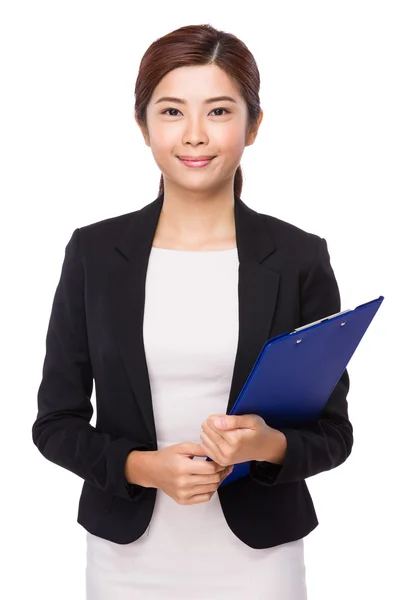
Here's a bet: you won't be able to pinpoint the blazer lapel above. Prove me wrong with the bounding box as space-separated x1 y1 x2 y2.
108 193 280 445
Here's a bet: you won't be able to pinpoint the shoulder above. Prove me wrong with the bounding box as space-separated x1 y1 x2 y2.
77 209 136 239
72 208 142 262
254 206 324 266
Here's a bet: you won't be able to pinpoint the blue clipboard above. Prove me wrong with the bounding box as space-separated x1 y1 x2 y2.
206 295 384 486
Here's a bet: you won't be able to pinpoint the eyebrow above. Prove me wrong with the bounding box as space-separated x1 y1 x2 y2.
154 95 237 105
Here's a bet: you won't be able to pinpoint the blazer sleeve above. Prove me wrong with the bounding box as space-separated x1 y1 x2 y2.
249 236 354 487
32 228 149 501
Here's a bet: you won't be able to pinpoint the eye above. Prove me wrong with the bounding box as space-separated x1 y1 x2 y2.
211 108 231 116
161 107 231 117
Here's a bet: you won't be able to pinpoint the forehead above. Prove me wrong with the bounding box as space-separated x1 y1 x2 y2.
150 64 243 103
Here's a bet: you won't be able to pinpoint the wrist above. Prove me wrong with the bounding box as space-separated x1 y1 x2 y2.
125 450 158 488
258 428 287 464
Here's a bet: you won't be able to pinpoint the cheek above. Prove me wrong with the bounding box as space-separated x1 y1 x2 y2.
214 128 246 160
151 128 175 148
149 144 176 174
226 131 247 153
150 132 180 163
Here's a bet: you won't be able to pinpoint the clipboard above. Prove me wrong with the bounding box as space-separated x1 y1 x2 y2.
206 295 384 486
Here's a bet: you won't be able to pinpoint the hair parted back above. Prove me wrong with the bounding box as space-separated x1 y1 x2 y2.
134 24 261 198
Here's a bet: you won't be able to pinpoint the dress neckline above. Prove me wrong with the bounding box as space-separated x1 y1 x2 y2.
150 246 237 254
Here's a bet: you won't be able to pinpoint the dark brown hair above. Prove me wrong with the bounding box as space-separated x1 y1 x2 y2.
134 24 261 198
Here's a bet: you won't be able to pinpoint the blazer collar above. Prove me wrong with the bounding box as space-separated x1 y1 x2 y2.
109 192 280 446
115 192 275 265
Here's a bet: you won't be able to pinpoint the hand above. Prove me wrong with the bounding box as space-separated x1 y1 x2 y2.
200 414 284 466
147 442 234 505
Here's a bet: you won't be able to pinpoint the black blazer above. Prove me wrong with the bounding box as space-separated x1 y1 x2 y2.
32 192 353 550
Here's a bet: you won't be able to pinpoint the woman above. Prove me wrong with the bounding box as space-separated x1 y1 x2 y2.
32 23 353 599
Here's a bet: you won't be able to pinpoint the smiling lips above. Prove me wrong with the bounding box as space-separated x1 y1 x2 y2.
178 156 216 168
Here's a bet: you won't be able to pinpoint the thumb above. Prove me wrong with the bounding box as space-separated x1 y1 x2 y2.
214 414 254 430
179 442 208 457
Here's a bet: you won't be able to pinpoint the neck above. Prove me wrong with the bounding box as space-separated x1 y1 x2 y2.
157 183 236 245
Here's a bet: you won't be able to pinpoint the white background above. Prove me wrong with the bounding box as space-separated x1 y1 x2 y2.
1 1 406 598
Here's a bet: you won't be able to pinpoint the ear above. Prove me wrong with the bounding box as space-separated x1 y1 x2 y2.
246 109 263 147
134 115 150 147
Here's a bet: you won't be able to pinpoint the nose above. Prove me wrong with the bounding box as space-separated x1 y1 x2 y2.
182 117 209 146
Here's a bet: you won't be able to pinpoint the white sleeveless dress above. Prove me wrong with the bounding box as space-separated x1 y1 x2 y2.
86 246 308 599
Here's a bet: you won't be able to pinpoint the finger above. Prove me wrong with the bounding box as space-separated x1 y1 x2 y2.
204 417 243 447
181 442 210 457
215 414 257 430
204 416 247 445
203 419 242 448
191 453 226 474
200 431 220 461
201 422 235 459
202 419 227 444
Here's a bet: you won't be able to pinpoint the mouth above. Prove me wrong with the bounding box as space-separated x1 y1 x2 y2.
177 156 216 168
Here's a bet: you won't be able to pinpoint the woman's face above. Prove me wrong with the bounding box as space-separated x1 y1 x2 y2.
139 64 261 194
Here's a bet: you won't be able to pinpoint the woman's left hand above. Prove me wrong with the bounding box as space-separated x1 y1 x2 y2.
200 414 280 466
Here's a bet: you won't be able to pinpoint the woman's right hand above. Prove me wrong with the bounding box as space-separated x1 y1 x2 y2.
147 442 234 505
